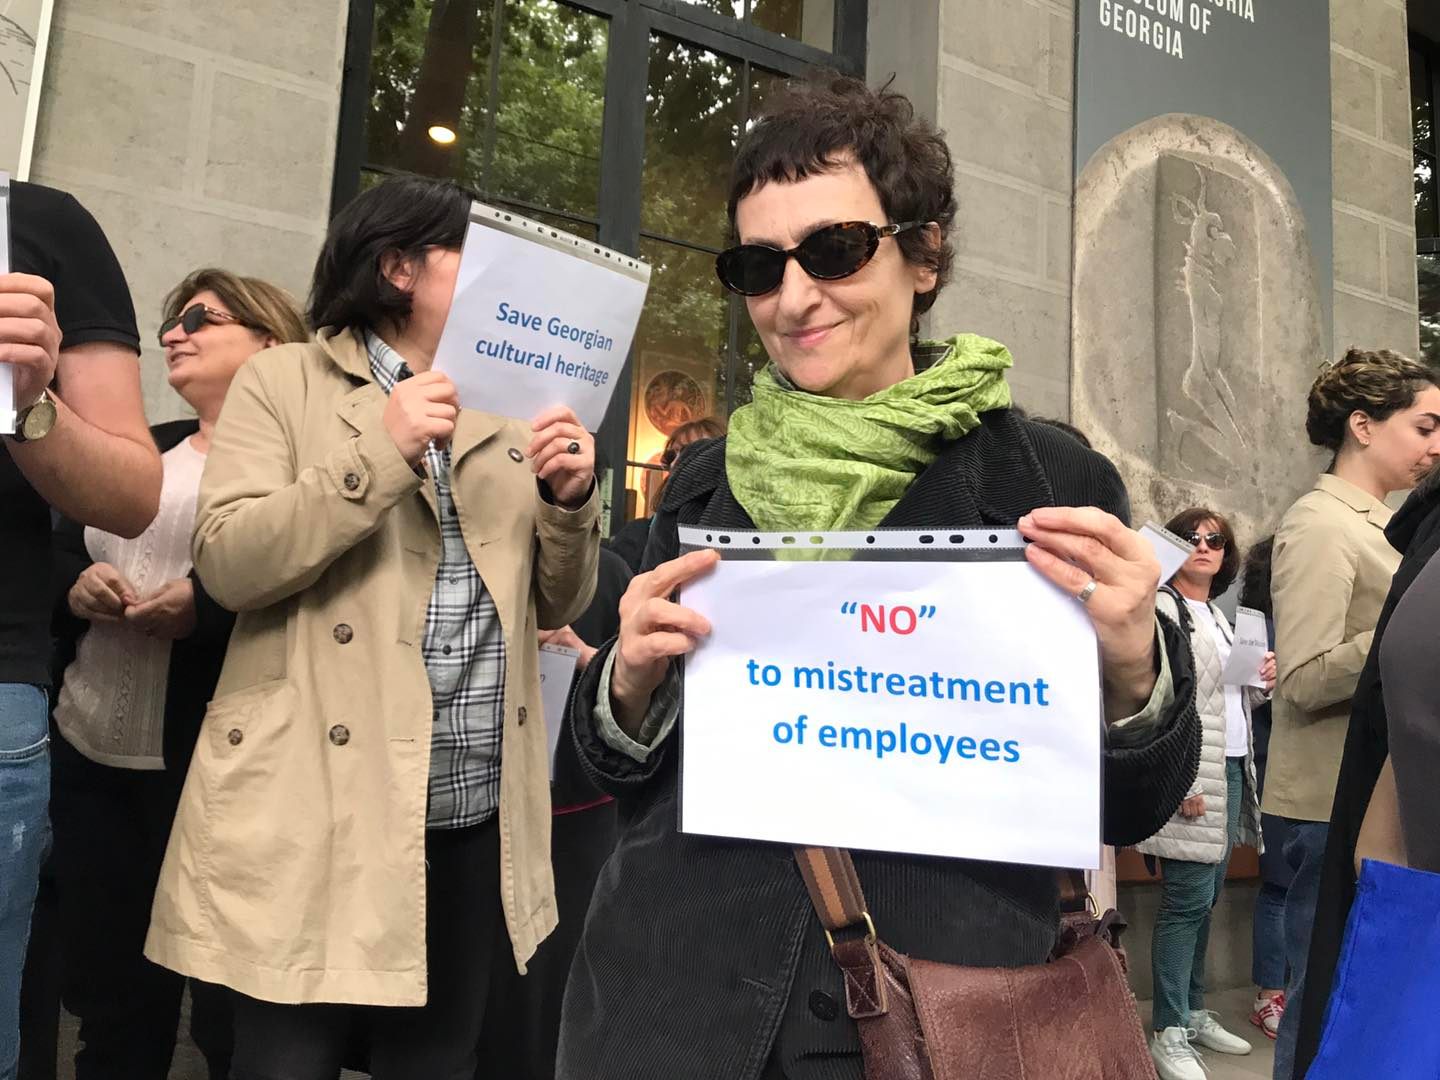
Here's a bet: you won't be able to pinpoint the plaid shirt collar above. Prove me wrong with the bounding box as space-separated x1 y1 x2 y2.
364 330 410 393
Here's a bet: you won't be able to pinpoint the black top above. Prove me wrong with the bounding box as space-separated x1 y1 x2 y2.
1294 466 1440 1075
556 410 1200 1080
603 515 652 575
1 181 140 686
1383 547 1440 870
50 421 235 774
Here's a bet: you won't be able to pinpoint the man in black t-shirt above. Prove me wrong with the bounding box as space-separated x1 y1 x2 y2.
0 180 162 1077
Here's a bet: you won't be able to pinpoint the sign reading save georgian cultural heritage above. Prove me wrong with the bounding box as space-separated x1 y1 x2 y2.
434 201 651 429
1072 1 1333 542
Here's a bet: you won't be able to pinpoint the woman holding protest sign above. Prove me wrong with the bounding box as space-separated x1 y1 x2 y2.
144 177 602 1080
557 76 1200 1080
1136 508 1273 1079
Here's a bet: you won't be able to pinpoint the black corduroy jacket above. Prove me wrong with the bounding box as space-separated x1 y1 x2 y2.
1293 466 1440 1077
556 409 1200 1080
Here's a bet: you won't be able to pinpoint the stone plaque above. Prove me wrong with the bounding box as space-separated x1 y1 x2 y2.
1073 114 1326 543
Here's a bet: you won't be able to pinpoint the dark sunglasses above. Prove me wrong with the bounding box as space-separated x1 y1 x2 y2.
158 303 256 346
715 220 930 297
1185 532 1227 552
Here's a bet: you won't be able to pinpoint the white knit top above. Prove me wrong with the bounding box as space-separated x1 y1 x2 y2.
54 438 207 770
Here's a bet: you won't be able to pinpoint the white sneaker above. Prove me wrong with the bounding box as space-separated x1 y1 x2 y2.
1190 1009 1253 1055
1151 1026 1209 1080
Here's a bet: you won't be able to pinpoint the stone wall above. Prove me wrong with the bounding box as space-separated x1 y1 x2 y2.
926 0 1077 421
28 0 349 422
1330 0 1420 358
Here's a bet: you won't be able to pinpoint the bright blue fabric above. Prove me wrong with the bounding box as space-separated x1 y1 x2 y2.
1309 859 1440 1078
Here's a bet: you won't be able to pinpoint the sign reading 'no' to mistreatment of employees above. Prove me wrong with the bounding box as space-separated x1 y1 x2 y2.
678 528 1104 869
433 201 651 429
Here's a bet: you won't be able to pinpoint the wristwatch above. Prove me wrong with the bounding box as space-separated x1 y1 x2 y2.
12 390 58 442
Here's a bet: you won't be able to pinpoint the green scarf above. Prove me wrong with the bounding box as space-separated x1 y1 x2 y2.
726 334 1014 533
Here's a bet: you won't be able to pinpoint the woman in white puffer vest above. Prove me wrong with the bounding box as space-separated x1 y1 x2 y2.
1140 508 1275 1080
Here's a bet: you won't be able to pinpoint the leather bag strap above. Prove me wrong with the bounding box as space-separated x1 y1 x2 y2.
794 846 871 933
1056 867 1093 914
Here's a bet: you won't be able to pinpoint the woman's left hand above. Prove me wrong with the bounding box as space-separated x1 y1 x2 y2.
1018 506 1161 722
1259 651 1277 693
123 578 196 640
528 406 595 510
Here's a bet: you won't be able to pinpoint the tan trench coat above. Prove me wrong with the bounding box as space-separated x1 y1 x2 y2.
144 328 600 1006
1265 473 1399 823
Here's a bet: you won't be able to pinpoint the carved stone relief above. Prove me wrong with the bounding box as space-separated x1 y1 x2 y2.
1072 114 1326 542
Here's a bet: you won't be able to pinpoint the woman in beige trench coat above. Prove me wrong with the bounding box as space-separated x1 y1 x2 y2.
144 176 601 1080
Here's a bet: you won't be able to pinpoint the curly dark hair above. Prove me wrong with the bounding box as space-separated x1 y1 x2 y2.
726 75 956 331
1164 507 1241 599
1239 535 1275 617
1305 347 1439 452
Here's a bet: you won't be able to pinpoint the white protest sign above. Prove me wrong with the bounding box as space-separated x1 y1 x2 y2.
434 202 650 429
539 642 581 780
1221 605 1269 688
1140 521 1196 583
1 171 12 434
679 529 1104 869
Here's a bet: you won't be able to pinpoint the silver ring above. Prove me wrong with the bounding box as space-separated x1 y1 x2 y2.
1076 580 1098 605
567 440 581 456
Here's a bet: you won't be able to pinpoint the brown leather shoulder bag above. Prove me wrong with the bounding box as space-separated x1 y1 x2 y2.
793 846 1154 1080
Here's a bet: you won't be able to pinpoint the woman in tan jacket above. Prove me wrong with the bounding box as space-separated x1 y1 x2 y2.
145 177 602 1080
1265 347 1440 1078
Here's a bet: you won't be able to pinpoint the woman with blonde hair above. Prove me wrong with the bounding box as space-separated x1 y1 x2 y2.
1265 347 1440 1078
48 269 307 1078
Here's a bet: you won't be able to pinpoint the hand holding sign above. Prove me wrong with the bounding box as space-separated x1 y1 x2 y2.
383 370 459 465
1221 606 1271 689
0 272 62 417
610 548 719 737
1017 506 1162 720
527 405 594 509
678 530 1103 868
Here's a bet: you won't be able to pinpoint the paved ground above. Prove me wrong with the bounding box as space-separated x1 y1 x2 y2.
46 984 1276 1079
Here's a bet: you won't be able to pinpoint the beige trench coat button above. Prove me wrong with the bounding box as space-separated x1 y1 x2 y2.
333 623 354 645
329 725 351 747
507 447 524 463
343 472 361 492
517 706 528 726
227 729 243 746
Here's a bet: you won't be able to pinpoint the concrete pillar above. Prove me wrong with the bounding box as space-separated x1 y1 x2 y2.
27 0 349 421
927 0 1075 420
1330 0 1420 355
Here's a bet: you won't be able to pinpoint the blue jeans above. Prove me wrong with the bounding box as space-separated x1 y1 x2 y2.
0 684 49 1080
1273 820 1329 1080
1252 880 1288 989
1152 759 1243 1031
